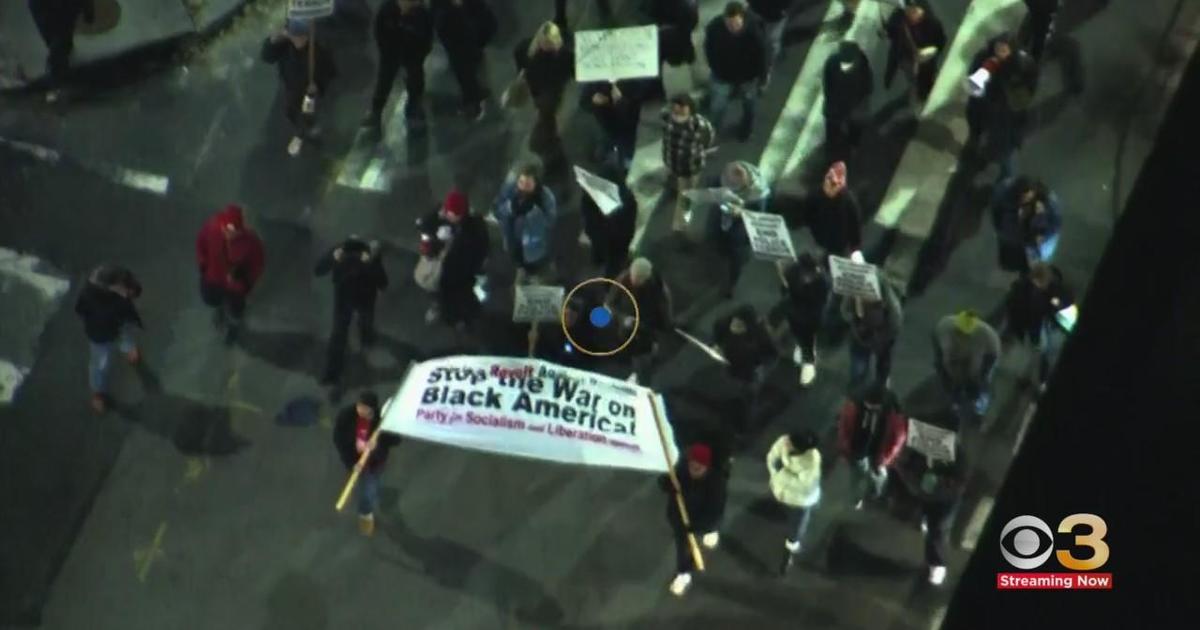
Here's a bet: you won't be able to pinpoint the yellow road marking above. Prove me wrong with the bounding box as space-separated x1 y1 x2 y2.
132 522 167 583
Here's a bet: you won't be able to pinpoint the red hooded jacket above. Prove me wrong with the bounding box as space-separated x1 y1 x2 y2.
195 205 265 295
837 399 908 469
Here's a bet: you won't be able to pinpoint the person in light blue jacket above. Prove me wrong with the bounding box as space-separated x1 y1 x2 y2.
493 163 558 281
707 160 771 296
992 175 1062 273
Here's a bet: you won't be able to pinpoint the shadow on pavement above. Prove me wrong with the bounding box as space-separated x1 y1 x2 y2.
906 158 993 298
262 570 329 630
116 392 250 456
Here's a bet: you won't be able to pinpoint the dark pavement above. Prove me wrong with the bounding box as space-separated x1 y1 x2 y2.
0 0 1196 627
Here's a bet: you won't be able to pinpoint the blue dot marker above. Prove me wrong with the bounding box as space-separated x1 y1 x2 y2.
589 306 613 328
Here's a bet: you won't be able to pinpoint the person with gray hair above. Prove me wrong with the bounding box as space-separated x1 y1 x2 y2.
610 257 674 384
708 160 771 296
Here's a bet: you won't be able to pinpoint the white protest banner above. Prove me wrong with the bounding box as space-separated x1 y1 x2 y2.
575 25 660 83
380 356 680 473
741 210 797 262
573 166 622 216
829 255 882 301
513 285 565 323
681 187 740 205
907 418 957 462
288 0 334 20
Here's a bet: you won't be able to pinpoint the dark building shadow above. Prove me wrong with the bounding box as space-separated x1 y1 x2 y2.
261 571 329 630
115 393 250 456
824 524 916 579
906 159 993 298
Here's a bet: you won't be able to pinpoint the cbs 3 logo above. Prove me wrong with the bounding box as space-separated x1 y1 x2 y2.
1000 514 1109 571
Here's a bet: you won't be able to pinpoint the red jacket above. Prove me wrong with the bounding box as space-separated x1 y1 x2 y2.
196 204 265 295
837 400 908 468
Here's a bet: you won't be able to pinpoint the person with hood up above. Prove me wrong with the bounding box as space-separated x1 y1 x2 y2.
797 161 863 261
933 310 1001 421
333 391 402 536
766 430 822 576
664 443 729 597
774 253 829 386
896 438 967 586
610 258 675 384
662 93 716 233
195 205 265 345
822 41 873 161
494 163 558 284
883 1 947 105
707 160 770 296
842 276 903 388
579 164 638 279
1004 261 1073 391
262 18 337 157
964 34 1039 170
703 2 768 141
712 304 779 432
992 175 1062 273
432 0 498 120
315 237 389 387
74 264 143 413
514 0 575 157
27 0 93 101
364 0 434 132
417 189 490 328
836 383 907 509
581 78 653 170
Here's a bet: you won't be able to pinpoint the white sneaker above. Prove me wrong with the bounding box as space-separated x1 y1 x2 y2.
784 539 801 553
800 363 817 386
287 136 303 156
45 89 61 103
920 518 928 534
928 565 947 585
792 346 803 366
669 572 693 596
578 232 591 247
702 532 720 549
854 499 864 511
424 306 440 325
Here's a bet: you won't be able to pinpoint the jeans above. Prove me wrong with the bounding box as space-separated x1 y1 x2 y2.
446 50 488 106
88 329 136 394
200 281 247 327
785 492 819 548
849 457 887 503
357 468 381 517
922 499 959 567
707 79 757 136
594 123 637 172
849 340 894 388
763 19 786 73
324 299 377 383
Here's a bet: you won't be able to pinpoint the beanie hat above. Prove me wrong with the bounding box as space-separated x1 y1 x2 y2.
358 391 380 409
686 443 713 467
443 189 469 219
953 310 980 335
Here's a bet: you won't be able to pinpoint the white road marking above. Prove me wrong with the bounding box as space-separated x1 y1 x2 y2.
960 495 994 551
0 360 30 405
0 247 71 301
0 135 171 196
336 94 409 193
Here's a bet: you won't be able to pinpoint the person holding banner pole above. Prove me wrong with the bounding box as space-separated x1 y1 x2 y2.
261 19 337 157
332 391 401 536
703 2 769 142
363 0 435 133
933 311 1001 422
663 443 728 597
842 279 903 389
836 383 907 510
766 430 822 576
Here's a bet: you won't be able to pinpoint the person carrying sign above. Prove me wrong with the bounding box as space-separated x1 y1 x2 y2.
964 34 1040 171
895 438 967 586
578 164 638 279
432 0 498 121
933 311 1001 422
332 391 401 536
842 278 902 388
991 175 1062 273
663 443 729 597
610 258 675 385
417 189 490 329
493 163 559 284
1003 262 1073 392
703 2 769 142
364 0 435 133
836 383 907 510
581 78 653 171
261 19 337 157
883 0 947 105
315 237 389 388
766 430 822 576
773 253 829 387
662 93 716 234
707 161 771 297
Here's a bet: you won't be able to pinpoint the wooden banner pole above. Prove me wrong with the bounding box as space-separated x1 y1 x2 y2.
646 392 706 572
333 370 405 512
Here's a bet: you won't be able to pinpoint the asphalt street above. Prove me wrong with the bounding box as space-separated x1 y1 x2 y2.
1 0 1196 628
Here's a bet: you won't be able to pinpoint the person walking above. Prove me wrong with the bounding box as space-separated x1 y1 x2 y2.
822 41 873 161
494 163 558 284
933 310 1001 421
712 304 778 433
581 78 652 171
579 164 638 279
896 441 967 586
195 205 265 345
431 0 497 120
766 430 822 576
1021 0 1061 62
27 0 94 101
708 160 770 296
74 264 143 413
991 175 1062 273
842 277 903 388
662 93 716 234
333 391 401 536
748 0 791 82
964 34 1039 171
315 237 389 388
611 258 675 384
797 161 863 260
1004 262 1073 392
883 0 947 105
364 0 434 132
417 189 490 328
664 443 729 597
261 19 338 156
645 0 699 96
774 253 829 386
836 383 907 509
514 0 575 164
703 2 769 141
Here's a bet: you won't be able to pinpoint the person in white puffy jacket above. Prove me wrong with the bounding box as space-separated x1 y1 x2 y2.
766 430 822 576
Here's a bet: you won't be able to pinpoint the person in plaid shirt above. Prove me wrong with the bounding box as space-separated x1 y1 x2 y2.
661 93 715 233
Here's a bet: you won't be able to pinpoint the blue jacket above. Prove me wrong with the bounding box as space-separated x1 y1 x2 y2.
493 179 558 266
993 177 1062 264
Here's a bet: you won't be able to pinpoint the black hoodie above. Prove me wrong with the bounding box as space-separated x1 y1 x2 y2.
74 266 143 344
333 401 402 472
375 0 435 64
432 0 497 59
703 13 768 85
314 239 389 309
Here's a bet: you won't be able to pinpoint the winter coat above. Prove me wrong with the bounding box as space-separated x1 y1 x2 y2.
74 266 143 344
514 32 575 99
885 5 947 65
661 110 715 177
1006 266 1074 342
493 179 558 267
798 189 863 257
580 177 637 269
842 281 903 353
748 0 790 23
261 37 336 95
417 210 490 291
992 177 1062 266
932 316 1000 390
896 443 966 505
837 397 908 467
779 263 829 328
713 308 778 382
332 403 401 473
432 0 497 60
703 14 768 85
711 161 770 240
766 437 822 508
823 42 873 118
969 37 1039 111
195 205 265 296
375 0 435 64
580 78 652 137
667 458 728 533
313 239 389 309
644 0 698 65
613 270 674 353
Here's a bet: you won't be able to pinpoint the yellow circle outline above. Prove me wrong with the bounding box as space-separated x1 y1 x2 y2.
561 277 639 357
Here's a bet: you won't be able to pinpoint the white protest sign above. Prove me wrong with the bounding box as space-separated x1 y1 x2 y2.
288 0 334 20
829 255 882 301
380 356 679 473
681 187 740 205
906 418 957 462
573 166 622 216
513 285 565 323
1055 304 1078 333
575 26 660 82
741 210 797 262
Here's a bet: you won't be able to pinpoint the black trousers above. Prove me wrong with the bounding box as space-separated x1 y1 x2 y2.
824 109 865 161
437 283 481 327
200 281 246 323
28 0 83 81
669 512 696 574
372 54 425 117
922 499 959 567
446 50 488 106
786 313 821 359
324 298 376 381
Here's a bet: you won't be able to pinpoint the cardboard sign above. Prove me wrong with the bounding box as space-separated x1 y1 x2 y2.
513 285 565 324
574 166 622 216
381 355 679 473
907 418 957 462
829 255 882 301
288 0 335 20
741 211 797 262
575 26 660 82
